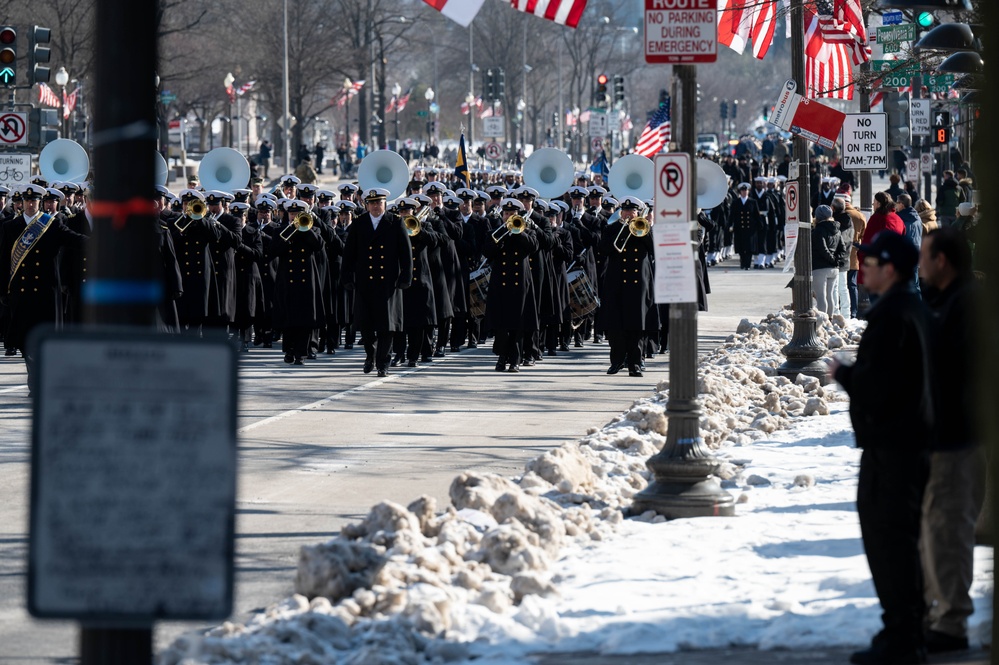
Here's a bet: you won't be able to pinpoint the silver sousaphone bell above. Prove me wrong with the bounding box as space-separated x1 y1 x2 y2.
522 148 574 199
695 158 730 210
198 147 251 193
608 153 654 202
39 139 90 183
358 150 410 201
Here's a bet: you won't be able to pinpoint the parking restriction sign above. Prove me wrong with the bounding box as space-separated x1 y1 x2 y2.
645 0 717 64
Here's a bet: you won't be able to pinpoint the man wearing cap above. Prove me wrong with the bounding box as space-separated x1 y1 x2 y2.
452 187 490 350
168 189 224 331
830 231 933 665
392 198 438 367
421 182 462 360
729 183 761 271
148 186 184 332
511 186 555 366
0 183 88 387
483 198 539 372
230 202 264 351
272 200 325 365
597 196 655 377
204 191 244 331
280 175 301 199
750 177 771 269
564 185 602 347
542 201 574 355
341 188 413 377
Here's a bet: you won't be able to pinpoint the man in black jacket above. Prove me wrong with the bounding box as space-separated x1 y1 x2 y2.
917 227 983 654
831 231 933 665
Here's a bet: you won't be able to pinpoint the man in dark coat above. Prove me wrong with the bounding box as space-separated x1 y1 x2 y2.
542 201 574 355
169 189 224 331
831 231 933 665
272 200 325 365
513 186 555 366
420 183 456 361
205 191 244 330
729 183 761 270
341 187 413 377
0 184 88 390
564 185 602 347
452 188 490 350
393 197 438 367
482 198 539 372
232 201 265 351
597 196 655 377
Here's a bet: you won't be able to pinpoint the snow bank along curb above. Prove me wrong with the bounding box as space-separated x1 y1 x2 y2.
160 309 864 664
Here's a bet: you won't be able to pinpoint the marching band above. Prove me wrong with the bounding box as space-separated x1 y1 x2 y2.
1 141 759 383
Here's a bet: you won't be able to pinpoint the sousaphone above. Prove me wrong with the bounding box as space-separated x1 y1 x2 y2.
154 150 170 187
608 153 653 202
695 158 730 210
198 147 251 192
357 150 410 201
39 139 90 183
522 148 574 199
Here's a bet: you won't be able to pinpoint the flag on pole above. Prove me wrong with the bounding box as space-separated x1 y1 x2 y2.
511 0 588 28
396 89 412 112
590 151 609 177
804 0 869 100
634 100 671 158
63 88 79 119
38 82 60 108
454 132 470 187
421 0 486 27
236 80 256 96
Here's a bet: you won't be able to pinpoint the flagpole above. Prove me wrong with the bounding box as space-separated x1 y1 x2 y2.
777 0 825 380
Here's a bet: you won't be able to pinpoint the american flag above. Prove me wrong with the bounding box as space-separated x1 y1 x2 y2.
333 80 365 108
805 0 869 100
38 82 60 108
396 89 412 112
510 0 588 29
634 100 671 158
480 103 500 119
460 96 483 115
63 88 78 119
236 80 256 96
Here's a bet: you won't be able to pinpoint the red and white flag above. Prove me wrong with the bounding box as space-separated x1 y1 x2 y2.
421 0 486 27
511 0 588 29
634 101 671 158
460 96 483 115
236 80 256 96
38 82 60 108
63 88 78 119
333 80 365 108
804 1 869 100
396 89 412 112
717 0 753 55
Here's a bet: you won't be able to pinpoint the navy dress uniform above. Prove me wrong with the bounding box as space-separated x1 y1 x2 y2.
341 188 413 377
451 188 490 350
393 198 439 367
482 198 539 372
272 204 325 365
729 183 762 271
169 189 224 328
0 183 88 389
206 190 244 328
597 196 655 377
232 202 265 351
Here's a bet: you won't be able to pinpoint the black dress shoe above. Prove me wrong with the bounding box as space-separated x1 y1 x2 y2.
574 339 583 348
559 343 570 352
263 342 273 348
363 359 374 374
495 360 506 372
546 349 557 357
607 362 624 375
344 344 353 349
377 368 388 377
629 368 643 377
850 638 927 665
523 359 536 367
326 348 336 355
450 345 460 352
283 353 294 364
434 347 446 358
307 352 318 360
390 354 402 367
507 364 520 373
467 342 478 349
294 357 305 365
407 360 418 368
421 354 433 363
925 630 968 654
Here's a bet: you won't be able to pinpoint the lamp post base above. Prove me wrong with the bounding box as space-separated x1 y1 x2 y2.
631 477 735 519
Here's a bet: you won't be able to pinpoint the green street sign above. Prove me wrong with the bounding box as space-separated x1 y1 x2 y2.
882 41 903 54
926 74 956 93
416 110 428 117
160 92 177 104
872 59 920 87
0 66 13 85
877 24 915 44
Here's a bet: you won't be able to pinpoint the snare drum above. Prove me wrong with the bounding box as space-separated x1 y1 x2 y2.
469 264 492 319
567 270 599 325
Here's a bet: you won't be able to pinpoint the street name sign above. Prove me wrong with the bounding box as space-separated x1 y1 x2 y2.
840 113 887 171
644 0 717 64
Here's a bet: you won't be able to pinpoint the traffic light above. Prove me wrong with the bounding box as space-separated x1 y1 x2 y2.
29 26 51 84
732 100 738 119
0 27 16 86
496 68 505 100
612 75 625 105
595 73 609 108
884 91 910 148
29 107 59 147
763 104 770 122
720 100 728 119
932 110 951 145
483 69 494 102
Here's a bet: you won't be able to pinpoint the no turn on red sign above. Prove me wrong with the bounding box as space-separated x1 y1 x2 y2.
645 0 717 64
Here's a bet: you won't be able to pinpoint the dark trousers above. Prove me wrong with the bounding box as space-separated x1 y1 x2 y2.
282 326 311 359
523 330 542 360
435 316 452 352
362 327 393 369
857 447 930 649
847 269 859 318
492 329 523 366
739 252 753 269
607 330 642 369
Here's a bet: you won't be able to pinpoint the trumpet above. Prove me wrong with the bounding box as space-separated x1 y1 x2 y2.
612 216 652 253
403 206 431 236
280 211 314 240
491 214 528 243
174 199 207 233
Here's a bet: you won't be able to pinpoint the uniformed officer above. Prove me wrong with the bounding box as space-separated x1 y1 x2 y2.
151 185 184 333
205 190 244 329
482 198 539 372
254 197 281 347
393 197 438 367
230 201 264 351
420 182 459 361
272 199 325 365
341 187 413 377
168 189 224 330
0 183 88 390
597 196 655 377
730 183 762 271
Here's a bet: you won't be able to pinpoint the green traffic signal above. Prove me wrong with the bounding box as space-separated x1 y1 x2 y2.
917 12 935 28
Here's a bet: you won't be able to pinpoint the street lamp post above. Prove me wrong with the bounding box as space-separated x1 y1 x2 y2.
392 82 401 152
55 66 69 138
425 87 435 148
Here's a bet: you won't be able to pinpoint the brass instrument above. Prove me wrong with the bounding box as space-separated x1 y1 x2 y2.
402 206 431 236
491 214 528 243
175 199 207 233
612 216 651 253
280 211 314 240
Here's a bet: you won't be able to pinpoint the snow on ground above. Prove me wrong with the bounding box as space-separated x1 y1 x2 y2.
160 309 993 665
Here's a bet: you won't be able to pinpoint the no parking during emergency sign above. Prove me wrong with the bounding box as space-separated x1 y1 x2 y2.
645 0 717 64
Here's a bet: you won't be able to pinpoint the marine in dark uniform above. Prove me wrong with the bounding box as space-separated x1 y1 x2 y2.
341 187 413 377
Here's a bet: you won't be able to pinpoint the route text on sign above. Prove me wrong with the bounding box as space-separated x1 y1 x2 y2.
645 0 717 64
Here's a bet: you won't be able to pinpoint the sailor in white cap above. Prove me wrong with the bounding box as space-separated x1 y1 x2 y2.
730 182 762 271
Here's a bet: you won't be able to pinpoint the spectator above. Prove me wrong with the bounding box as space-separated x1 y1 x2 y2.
904 179 921 208
918 226 983 655
859 192 904 306
294 157 318 184
337 142 350 175
895 193 923 294
314 142 326 175
831 230 933 665
936 170 964 227
886 173 904 201
843 196 867 318
811 204 845 316
297 143 311 166
258 139 272 179
916 199 939 236
831 196 853 318
955 168 974 204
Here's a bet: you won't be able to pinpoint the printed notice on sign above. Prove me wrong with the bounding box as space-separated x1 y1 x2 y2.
645 0 717 64
28 329 237 621
653 223 698 304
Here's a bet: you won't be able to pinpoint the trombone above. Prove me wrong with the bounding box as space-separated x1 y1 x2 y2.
402 206 431 236
612 216 652 253
491 214 529 243
175 199 207 233
280 211 314 241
